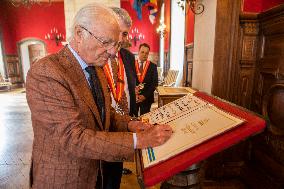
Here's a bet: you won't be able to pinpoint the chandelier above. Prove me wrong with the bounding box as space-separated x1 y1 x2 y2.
10 0 51 8
45 27 65 46
129 27 145 47
176 0 204 14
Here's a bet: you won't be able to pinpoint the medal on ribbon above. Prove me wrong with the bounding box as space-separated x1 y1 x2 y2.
135 60 150 93
138 83 145 90
103 52 125 103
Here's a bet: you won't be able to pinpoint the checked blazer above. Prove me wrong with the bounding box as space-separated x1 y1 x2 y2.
26 46 134 189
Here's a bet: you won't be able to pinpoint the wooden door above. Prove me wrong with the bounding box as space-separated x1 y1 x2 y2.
28 44 45 66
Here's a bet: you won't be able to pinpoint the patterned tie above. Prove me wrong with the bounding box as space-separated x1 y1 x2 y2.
111 59 129 115
85 66 105 124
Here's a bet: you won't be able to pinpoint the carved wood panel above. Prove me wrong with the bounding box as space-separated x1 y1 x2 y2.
237 67 255 108
233 16 259 109
4 55 23 85
206 4 284 189
241 4 284 189
241 36 257 61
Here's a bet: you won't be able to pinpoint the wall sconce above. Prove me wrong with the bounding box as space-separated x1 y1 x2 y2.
45 27 65 46
176 0 204 14
128 28 145 47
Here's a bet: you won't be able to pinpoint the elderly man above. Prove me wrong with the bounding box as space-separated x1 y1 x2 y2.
102 7 137 189
26 4 172 189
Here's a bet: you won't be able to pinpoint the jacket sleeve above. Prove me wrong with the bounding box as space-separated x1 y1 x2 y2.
110 107 132 132
143 63 158 99
26 59 134 162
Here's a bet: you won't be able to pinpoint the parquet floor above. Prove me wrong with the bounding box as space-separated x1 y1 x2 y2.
0 90 32 189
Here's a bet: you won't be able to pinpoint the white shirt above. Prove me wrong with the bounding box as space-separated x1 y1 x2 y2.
137 58 146 70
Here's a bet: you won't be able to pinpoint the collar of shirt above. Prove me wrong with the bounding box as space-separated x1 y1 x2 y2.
68 45 89 70
137 58 144 64
68 45 91 86
137 58 146 69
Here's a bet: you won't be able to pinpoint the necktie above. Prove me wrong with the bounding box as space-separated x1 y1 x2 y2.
111 59 129 115
85 66 105 124
139 61 144 74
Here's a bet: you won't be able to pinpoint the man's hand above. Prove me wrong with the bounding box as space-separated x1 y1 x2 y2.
136 95 146 103
135 86 140 95
136 124 173 149
128 120 152 132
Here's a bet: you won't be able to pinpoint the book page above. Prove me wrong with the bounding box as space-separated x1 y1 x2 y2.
142 94 207 125
141 95 245 168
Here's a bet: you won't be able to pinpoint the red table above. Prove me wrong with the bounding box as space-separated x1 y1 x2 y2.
136 91 266 187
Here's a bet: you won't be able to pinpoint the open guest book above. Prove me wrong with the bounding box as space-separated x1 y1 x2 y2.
141 94 246 168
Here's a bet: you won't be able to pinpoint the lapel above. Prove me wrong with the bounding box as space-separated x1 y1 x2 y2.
119 49 137 114
136 60 152 85
145 61 154 83
56 46 107 130
120 52 135 91
94 67 111 131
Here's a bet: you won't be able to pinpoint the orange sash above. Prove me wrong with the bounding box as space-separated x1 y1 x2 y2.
135 60 150 83
103 53 125 102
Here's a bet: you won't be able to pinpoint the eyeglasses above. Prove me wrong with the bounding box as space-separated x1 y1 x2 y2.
79 25 119 50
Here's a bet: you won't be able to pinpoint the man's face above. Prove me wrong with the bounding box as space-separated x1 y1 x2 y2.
138 46 150 62
77 19 120 67
119 23 130 42
117 22 131 49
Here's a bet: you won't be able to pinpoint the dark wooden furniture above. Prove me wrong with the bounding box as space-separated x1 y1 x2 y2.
204 3 284 189
156 86 196 107
4 55 24 88
239 5 284 188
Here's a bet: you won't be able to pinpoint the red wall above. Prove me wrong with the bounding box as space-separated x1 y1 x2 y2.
243 0 284 12
0 3 13 54
164 0 171 51
0 2 65 55
262 0 284 11
121 1 160 53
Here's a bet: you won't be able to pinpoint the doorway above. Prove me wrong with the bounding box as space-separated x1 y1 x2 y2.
17 39 46 83
0 35 6 79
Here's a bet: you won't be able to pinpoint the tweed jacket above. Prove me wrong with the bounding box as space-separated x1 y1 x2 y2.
26 46 134 189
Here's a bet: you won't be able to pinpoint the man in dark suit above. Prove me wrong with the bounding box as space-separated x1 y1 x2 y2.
25 4 172 189
136 43 158 115
102 7 138 189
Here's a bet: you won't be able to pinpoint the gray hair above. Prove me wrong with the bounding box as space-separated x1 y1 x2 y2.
69 3 111 41
110 7 132 28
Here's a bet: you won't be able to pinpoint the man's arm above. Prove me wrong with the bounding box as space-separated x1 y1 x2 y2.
140 63 158 99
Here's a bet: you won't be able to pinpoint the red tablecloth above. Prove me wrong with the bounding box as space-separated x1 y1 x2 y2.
142 92 266 187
